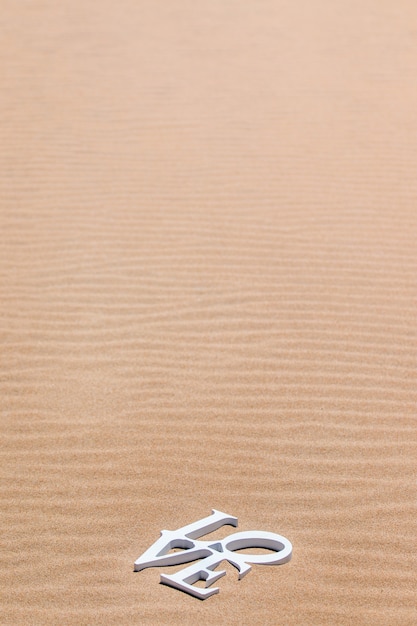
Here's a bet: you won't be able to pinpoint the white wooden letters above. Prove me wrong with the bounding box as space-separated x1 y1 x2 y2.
134 509 292 599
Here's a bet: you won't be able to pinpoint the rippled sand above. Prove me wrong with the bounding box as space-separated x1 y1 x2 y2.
1 1 417 624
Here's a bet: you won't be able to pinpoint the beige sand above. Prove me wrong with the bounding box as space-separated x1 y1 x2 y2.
1 1 417 624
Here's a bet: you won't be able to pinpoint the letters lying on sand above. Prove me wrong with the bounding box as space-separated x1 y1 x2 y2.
134 509 292 599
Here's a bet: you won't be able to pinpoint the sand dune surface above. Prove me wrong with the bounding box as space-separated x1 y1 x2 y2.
1 1 417 624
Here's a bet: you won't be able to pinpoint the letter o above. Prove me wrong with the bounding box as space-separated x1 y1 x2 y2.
221 531 292 565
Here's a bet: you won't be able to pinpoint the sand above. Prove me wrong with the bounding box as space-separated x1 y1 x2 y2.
1 1 417 624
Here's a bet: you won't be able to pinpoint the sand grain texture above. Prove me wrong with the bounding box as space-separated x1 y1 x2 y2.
1 1 417 624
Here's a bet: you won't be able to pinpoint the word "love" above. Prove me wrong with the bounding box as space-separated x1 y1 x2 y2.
134 509 292 599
